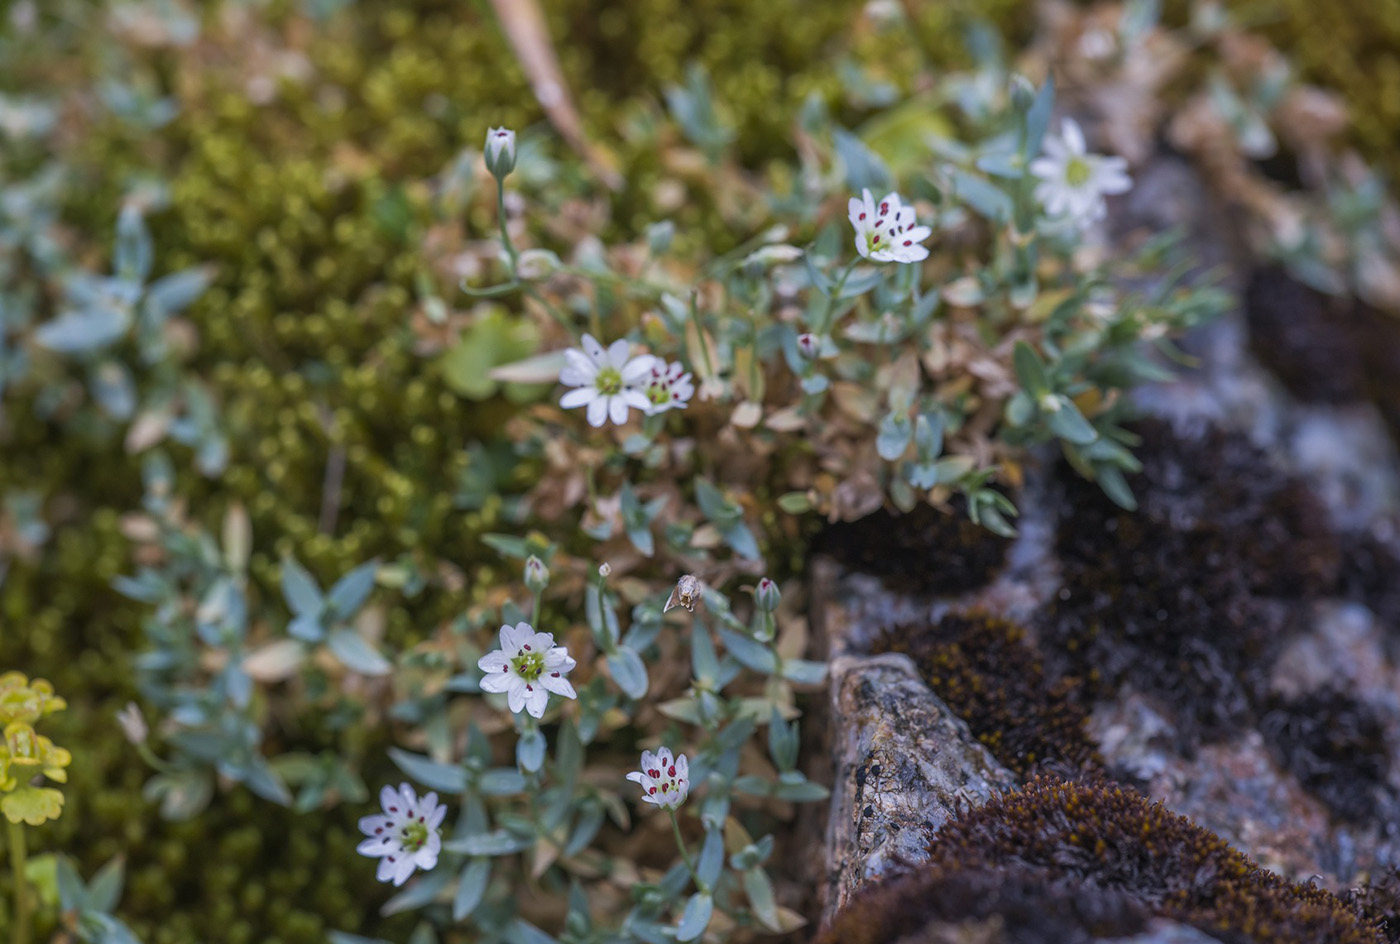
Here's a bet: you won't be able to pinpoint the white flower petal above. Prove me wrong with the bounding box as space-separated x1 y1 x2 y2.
620 354 658 383
586 395 609 427
608 394 631 426
545 647 576 671
359 814 392 836
392 856 417 886
541 673 576 698
605 338 632 369
559 348 597 386
501 622 533 654
478 651 510 673
560 386 597 409
524 684 550 718
480 668 513 693
357 836 396 856
1062 118 1086 155
580 333 606 364
377 857 398 883
506 678 528 714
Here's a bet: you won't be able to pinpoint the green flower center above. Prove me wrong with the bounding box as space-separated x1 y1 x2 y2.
512 650 545 682
645 382 669 406
594 366 623 396
401 821 430 852
1065 156 1092 187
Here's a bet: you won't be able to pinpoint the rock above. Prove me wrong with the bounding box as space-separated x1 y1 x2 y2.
824 650 1018 920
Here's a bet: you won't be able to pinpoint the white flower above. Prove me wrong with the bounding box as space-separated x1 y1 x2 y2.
1029 119 1132 226
484 126 516 178
847 188 932 263
641 360 695 415
115 702 147 745
558 333 657 428
357 783 446 887
626 746 690 809
477 621 578 719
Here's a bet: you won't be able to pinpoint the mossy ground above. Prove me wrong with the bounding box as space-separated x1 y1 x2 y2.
817 778 1387 944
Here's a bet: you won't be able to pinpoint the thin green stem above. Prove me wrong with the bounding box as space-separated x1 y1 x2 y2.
8 820 29 944
496 179 519 275
667 808 705 893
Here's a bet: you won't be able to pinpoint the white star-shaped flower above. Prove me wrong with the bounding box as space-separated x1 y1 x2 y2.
641 359 695 415
625 746 689 810
477 621 578 719
356 783 446 887
558 334 657 428
847 188 932 263
1029 118 1132 226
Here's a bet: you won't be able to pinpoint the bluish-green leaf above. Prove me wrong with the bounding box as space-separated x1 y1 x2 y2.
717 628 777 674
675 893 714 943
453 858 491 921
327 629 392 676
328 560 378 616
876 412 912 461
1047 397 1098 445
606 647 649 699
281 556 322 617
387 748 467 794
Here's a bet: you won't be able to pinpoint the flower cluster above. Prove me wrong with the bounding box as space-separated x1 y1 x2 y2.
357 783 445 887
558 333 694 427
0 672 71 826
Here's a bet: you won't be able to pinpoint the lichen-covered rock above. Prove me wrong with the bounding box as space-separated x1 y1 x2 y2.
824 651 1018 919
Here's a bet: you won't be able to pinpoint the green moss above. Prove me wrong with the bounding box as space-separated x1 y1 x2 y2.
875 611 1098 778
818 777 1385 944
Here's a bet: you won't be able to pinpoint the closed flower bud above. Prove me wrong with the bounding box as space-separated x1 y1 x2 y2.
116 701 148 745
1009 74 1037 113
484 127 517 180
796 333 821 361
754 577 781 612
516 248 560 280
524 555 549 593
598 562 612 578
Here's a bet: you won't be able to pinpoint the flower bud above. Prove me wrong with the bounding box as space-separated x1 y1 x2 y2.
754 577 781 612
116 702 148 745
484 127 517 180
598 562 612 578
1009 74 1037 113
796 333 820 361
524 555 549 593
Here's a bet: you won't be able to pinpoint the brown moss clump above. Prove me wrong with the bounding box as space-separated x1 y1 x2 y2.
815 501 1013 596
818 778 1385 944
1043 419 1338 749
1346 867 1400 944
1246 267 1400 443
875 612 1098 778
1260 689 1397 827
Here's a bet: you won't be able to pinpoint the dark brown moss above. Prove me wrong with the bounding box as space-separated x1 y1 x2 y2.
814 500 1013 596
1346 867 1400 944
1260 689 1397 827
1042 419 1337 750
875 611 1098 778
1337 529 1400 640
1245 267 1400 443
819 778 1385 944
815 866 1151 944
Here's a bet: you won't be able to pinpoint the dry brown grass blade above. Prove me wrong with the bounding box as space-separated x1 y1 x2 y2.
488 0 623 190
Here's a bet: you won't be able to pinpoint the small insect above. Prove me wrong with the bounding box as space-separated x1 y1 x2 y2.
664 574 703 613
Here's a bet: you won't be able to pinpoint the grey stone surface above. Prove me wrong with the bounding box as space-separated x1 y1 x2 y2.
824 651 1018 919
